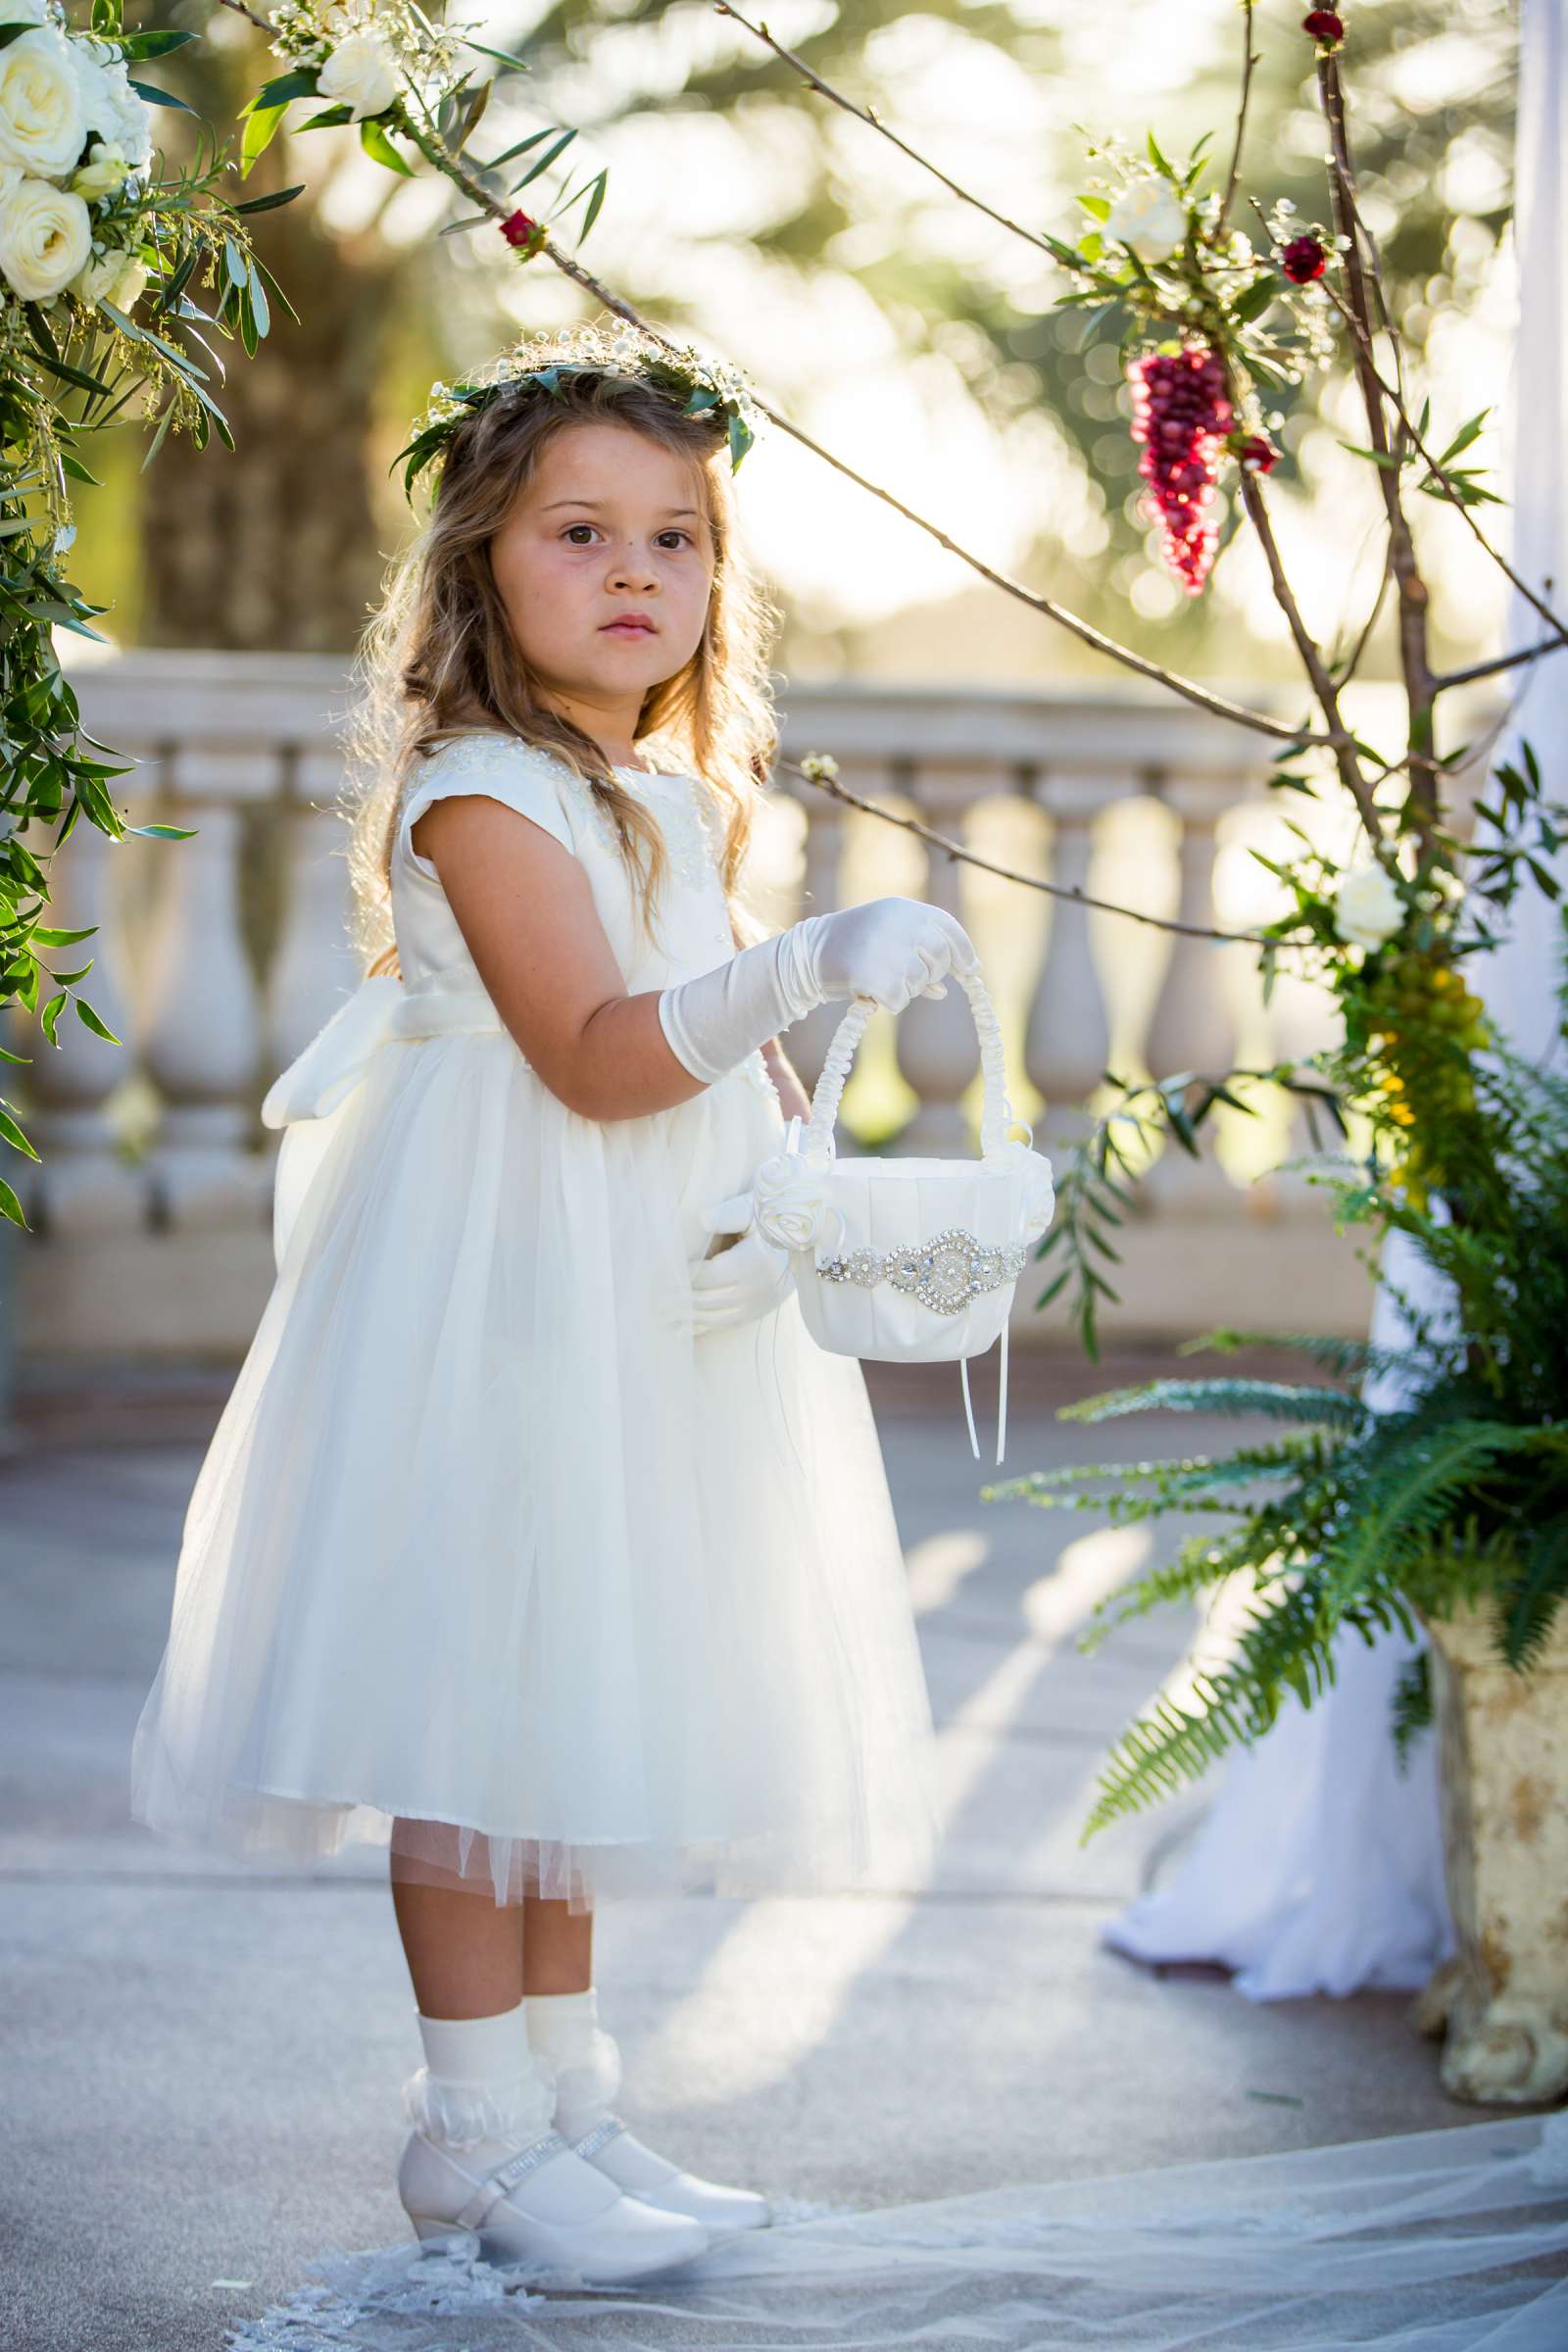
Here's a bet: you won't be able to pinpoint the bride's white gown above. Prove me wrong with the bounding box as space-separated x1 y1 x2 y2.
1102 0 1568 2006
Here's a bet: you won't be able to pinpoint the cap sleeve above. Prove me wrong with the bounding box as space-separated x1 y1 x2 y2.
397 732 577 883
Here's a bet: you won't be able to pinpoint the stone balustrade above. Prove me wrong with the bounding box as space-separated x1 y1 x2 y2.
9 650 1450 1360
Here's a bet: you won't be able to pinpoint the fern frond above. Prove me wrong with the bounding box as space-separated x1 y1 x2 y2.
1500 1516 1568 1670
1059 1378 1365 1429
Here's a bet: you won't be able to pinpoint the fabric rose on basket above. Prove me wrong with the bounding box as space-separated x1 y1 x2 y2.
751 1151 847 1257
983 1138 1056 1238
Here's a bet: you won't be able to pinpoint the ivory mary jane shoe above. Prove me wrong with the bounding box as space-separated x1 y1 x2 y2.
569 2114 772 2237
398 2124 712 2282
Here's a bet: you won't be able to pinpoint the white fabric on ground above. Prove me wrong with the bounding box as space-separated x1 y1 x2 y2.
225 2110 1568 2348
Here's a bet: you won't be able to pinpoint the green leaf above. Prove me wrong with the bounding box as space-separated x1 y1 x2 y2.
1231 277 1275 325
1078 193 1111 221
126 76 198 114
228 181 306 216
0 1176 29 1232
74 996 122 1046
461 39 532 73
513 126 575 189
243 68 319 114
0 1100 37 1160
1147 129 1175 180
115 27 197 59
241 101 286 174
360 118 416 175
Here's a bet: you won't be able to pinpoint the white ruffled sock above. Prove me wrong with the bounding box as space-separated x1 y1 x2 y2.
524 1986 623 2141
402 1996 559 2158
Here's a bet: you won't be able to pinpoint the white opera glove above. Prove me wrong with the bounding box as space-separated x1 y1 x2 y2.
689 1193 795 1334
659 897 978 1088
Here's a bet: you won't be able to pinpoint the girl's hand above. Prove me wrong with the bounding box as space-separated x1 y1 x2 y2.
690 1193 794 1334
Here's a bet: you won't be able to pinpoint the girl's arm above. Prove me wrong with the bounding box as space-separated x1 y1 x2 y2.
417 796 968 1123
415 796 708 1121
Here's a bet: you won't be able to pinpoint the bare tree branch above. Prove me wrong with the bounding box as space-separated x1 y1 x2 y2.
711 2 1056 259
780 760 1275 944
1215 0 1258 237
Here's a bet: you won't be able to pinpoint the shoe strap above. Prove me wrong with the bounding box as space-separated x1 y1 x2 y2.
570 2115 628 2162
453 2129 573 2231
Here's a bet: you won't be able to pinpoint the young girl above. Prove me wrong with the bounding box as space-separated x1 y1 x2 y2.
129 318 977 2286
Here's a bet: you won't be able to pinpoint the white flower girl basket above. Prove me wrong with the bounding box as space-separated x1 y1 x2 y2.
749 966 1055 1465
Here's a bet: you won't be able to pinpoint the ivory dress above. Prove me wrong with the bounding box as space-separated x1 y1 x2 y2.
129 730 940 1908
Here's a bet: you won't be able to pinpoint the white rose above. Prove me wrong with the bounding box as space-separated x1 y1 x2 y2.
73 53 152 172
317 31 400 121
111 251 146 311
71 136 129 200
1334 859 1405 953
68 241 121 303
0 26 86 181
0 174 92 300
751 1153 845 1256
1103 174 1189 265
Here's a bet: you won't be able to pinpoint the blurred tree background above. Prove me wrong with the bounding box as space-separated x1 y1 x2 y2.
76 0 1517 682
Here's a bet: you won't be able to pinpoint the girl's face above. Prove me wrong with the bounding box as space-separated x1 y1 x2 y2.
489 420 716 756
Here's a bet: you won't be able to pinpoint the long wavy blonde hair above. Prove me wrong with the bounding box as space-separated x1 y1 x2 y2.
341 338 783 977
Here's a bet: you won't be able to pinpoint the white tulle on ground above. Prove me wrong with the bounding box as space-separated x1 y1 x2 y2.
1101 0 1568 2003
226 2110 1568 2349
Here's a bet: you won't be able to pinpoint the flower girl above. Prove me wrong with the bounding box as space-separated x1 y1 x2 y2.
130 319 976 2283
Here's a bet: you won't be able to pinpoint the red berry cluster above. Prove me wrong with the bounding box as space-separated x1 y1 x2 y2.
1128 347 1233 595
1281 233 1327 284
1302 10 1345 43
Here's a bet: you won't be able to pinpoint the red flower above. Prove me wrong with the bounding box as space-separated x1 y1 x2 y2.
1281 233 1327 284
1302 10 1345 42
1237 435 1278 474
500 210 547 256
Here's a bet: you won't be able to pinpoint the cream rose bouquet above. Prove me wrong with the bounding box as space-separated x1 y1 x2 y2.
1 0 292 1227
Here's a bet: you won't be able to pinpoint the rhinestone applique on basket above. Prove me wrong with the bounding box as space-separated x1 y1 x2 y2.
817 1229 1026 1314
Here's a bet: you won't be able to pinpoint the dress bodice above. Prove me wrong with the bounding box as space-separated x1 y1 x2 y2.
388 732 743 1000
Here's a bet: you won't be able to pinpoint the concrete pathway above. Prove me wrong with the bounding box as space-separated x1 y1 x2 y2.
0 1357 1500 2352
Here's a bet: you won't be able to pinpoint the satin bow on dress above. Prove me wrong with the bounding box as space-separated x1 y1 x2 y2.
261 974 509 1128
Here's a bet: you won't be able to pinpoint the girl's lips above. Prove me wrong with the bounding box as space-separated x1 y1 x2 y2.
602 619 656 635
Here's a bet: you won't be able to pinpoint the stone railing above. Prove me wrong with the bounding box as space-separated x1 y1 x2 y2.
9 650 1440 1359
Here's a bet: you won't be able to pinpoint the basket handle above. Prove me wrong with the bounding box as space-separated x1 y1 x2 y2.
802 964 1024 1164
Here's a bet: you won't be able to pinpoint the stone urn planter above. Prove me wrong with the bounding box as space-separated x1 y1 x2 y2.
1410 1601 1568 2105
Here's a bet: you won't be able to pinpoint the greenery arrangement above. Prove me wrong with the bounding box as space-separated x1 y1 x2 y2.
0 0 301 1224
982 936 1568 1836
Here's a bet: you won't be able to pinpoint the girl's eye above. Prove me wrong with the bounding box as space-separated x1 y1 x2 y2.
560 525 693 550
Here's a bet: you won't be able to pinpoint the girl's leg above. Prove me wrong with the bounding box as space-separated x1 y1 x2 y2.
389 1817 524 2018
522 1893 594 1994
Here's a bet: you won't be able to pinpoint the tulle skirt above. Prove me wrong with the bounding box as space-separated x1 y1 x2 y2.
129 1028 940 1912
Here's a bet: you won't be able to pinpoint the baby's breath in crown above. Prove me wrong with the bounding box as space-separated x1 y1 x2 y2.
391 318 761 504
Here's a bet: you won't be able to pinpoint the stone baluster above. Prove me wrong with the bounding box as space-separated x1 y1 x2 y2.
267 750 366 1077
894 760 988 1154
1144 773 1243 1214
140 744 276 1227
782 760 858 1108
10 768 153 1235
1022 769 1116 1164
